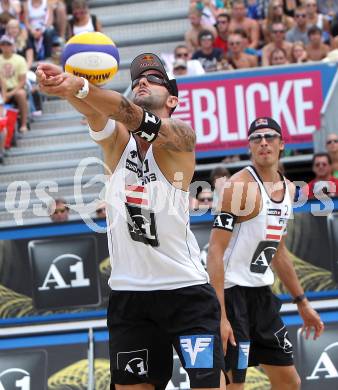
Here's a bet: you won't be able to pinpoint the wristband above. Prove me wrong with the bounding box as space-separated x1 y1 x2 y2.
134 109 161 143
75 77 89 99
292 294 306 304
89 119 116 141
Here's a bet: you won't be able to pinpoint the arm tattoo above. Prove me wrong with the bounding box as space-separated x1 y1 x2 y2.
109 96 140 129
159 119 196 152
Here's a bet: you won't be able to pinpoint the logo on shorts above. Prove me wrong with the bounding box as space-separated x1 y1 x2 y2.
274 326 293 354
238 342 250 369
179 335 214 368
117 349 148 376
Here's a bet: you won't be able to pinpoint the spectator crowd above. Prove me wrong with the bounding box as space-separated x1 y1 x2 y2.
163 0 338 77
0 0 102 163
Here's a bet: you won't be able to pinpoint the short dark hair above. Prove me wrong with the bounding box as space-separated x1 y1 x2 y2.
233 28 248 39
216 13 230 22
210 166 230 187
198 30 214 44
308 25 322 37
312 152 332 165
174 44 188 56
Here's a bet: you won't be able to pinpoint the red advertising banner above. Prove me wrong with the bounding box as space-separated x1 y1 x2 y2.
173 64 337 157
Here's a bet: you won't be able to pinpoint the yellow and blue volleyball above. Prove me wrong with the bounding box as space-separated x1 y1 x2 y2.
62 32 119 86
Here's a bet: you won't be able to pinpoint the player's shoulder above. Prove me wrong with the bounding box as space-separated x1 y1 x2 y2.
229 167 255 184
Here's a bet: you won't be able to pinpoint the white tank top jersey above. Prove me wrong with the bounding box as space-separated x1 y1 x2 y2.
106 135 208 291
28 0 48 26
223 166 292 289
73 17 95 35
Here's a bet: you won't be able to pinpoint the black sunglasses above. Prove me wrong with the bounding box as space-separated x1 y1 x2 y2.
132 73 170 91
327 139 338 145
248 132 281 143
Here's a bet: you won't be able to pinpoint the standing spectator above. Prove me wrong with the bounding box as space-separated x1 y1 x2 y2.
185 6 216 54
269 46 289 65
0 34 28 133
49 198 69 222
326 133 338 178
262 0 294 44
172 44 205 76
23 0 55 60
291 40 308 62
172 59 188 77
262 22 292 66
306 25 330 61
305 0 330 35
66 0 101 39
214 12 230 53
286 6 309 45
227 31 258 68
229 0 260 49
304 153 338 199
192 30 224 72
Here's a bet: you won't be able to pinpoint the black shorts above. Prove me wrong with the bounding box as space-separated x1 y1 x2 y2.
224 285 294 383
107 284 225 389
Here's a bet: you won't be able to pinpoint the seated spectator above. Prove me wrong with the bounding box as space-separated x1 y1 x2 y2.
285 6 309 45
262 0 294 44
210 165 230 207
0 0 21 20
196 187 214 209
49 198 69 222
23 0 55 60
227 31 258 68
96 201 106 219
172 59 188 77
66 0 101 39
270 47 289 65
234 28 260 56
304 153 338 199
262 22 292 66
317 0 338 17
326 133 338 178
190 0 223 26
291 41 308 63
305 0 330 38
185 6 216 54
282 0 303 17
172 44 205 76
0 10 13 35
214 12 230 53
5 19 33 69
49 0 67 41
229 0 260 49
306 25 330 61
0 34 28 133
192 30 224 72
0 75 7 163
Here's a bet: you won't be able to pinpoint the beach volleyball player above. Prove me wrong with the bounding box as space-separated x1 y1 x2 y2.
36 50 227 390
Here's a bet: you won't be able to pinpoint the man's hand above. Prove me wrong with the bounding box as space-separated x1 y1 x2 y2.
298 300 324 340
36 65 83 99
221 317 236 354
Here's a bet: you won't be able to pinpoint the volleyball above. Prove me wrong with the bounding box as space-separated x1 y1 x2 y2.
62 32 120 86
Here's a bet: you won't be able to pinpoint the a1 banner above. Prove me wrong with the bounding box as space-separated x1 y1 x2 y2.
173 63 337 157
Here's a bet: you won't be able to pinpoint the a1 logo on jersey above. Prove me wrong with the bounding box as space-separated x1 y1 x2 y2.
250 240 278 274
29 236 101 309
125 204 159 247
0 350 47 390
